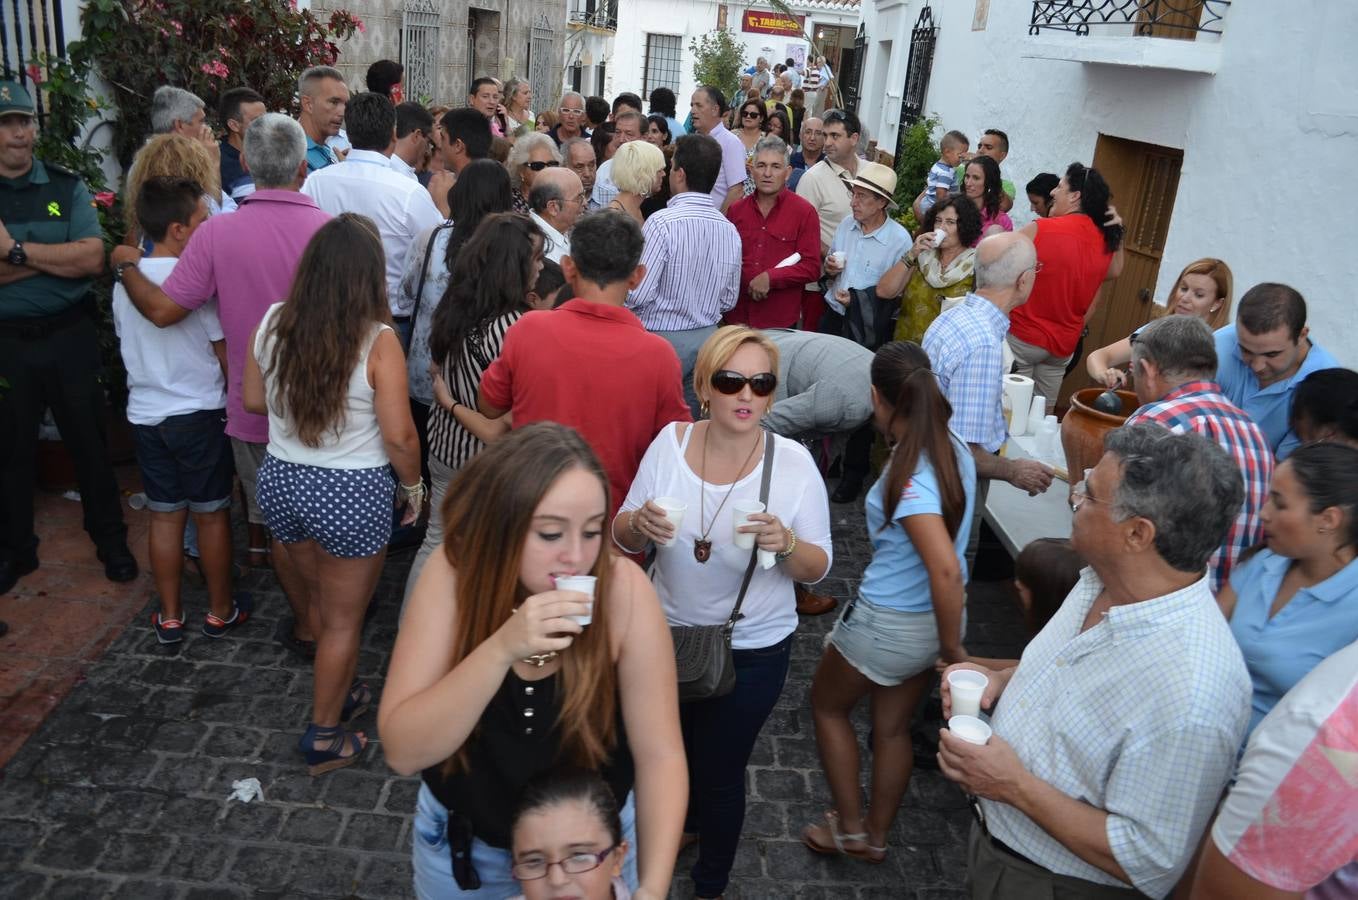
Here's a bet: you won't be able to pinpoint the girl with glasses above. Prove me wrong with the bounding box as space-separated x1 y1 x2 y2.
612 326 832 900
509 769 632 900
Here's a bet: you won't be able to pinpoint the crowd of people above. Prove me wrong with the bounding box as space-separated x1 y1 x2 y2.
1 52 1357 900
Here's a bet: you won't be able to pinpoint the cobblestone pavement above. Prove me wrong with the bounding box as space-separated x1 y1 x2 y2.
0 496 1027 899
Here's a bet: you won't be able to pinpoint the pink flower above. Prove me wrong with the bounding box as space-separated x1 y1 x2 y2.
24 63 44 85
169 19 183 35
92 191 116 208
200 60 230 79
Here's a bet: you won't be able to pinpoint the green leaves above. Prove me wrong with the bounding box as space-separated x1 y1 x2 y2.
689 29 745 102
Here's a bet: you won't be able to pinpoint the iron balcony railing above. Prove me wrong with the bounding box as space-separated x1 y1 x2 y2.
568 6 618 31
1029 0 1230 37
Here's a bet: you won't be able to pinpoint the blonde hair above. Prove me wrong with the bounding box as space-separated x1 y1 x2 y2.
124 134 221 237
610 140 665 195
1157 257 1233 329
692 326 781 411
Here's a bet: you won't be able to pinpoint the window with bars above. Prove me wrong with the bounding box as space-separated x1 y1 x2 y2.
642 33 682 96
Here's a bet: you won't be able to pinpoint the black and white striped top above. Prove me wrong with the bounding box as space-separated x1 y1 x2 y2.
427 311 522 469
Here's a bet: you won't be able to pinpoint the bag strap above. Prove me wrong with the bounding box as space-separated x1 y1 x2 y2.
408 223 453 334
725 431 776 630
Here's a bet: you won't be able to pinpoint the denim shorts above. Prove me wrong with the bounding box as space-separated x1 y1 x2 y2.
256 454 394 558
410 782 639 899
131 409 233 514
827 594 957 687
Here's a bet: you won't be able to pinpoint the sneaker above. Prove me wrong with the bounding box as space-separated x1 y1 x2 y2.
152 612 184 644
202 592 254 638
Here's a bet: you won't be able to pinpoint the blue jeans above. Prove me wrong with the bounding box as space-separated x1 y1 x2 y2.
411 782 639 899
681 634 793 898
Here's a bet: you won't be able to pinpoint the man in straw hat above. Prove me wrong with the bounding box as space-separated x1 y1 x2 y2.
820 160 912 503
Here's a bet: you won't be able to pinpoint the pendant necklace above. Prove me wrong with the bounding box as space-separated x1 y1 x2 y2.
694 425 763 563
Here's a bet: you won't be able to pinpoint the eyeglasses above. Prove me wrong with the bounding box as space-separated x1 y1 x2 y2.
935 218 959 227
559 107 584 116
526 160 560 171
711 370 778 396
1069 469 1107 513
511 845 619 881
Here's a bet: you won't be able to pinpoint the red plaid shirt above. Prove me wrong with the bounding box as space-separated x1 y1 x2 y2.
1126 381 1272 592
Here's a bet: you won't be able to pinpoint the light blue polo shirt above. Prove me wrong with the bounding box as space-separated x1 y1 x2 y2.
826 214 912 315
1213 323 1340 460
306 135 337 173
1228 549 1358 738
859 436 976 612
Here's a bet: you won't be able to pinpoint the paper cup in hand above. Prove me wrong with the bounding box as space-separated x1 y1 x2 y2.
932 228 947 247
731 500 765 550
948 715 992 746
829 250 846 267
654 497 687 548
553 575 596 626
947 669 988 718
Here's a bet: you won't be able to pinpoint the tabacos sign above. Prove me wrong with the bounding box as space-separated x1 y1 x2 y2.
741 9 805 37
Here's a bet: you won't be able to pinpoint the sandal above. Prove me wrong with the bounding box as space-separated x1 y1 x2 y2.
299 723 367 776
247 545 271 569
275 616 317 662
341 681 372 724
802 811 887 863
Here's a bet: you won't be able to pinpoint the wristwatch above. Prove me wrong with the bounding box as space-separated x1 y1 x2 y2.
113 260 137 283
7 240 26 266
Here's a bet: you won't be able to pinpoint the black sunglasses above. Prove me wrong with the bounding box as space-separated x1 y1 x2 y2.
526 160 560 171
712 370 777 396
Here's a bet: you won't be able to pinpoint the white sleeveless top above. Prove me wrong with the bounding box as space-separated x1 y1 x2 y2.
254 302 391 470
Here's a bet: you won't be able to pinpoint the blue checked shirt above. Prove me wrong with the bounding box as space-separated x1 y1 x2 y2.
982 569 1252 898
627 192 741 332
923 293 1009 452
1126 381 1272 592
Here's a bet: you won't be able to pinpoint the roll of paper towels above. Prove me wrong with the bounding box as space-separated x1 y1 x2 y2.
1003 374 1034 436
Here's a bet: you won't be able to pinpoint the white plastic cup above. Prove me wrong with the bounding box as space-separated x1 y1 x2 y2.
932 228 947 247
828 250 846 267
653 497 687 548
948 715 993 746
1027 396 1046 435
731 500 766 550
947 669 989 719
127 492 148 511
553 575 596 626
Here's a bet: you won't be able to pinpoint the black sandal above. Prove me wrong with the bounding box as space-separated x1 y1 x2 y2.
299 723 366 776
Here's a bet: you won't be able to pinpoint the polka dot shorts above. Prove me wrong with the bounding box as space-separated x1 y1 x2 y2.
257 454 395 558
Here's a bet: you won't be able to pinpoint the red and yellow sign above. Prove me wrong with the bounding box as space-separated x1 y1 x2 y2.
741 10 805 37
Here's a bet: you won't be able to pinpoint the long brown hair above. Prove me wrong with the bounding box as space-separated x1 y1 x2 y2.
440 423 617 773
871 341 967 537
263 213 391 447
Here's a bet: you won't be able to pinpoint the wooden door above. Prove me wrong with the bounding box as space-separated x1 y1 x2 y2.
1139 1 1205 39
1056 135 1183 406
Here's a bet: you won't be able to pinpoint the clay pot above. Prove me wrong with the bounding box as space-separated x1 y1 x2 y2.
1060 388 1139 483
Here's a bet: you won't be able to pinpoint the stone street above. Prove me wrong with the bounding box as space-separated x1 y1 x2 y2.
0 488 1027 899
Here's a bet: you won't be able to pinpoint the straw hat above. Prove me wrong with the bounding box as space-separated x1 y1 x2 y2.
849 161 898 209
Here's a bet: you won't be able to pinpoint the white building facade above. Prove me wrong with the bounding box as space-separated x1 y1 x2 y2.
852 0 1357 374
609 0 860 106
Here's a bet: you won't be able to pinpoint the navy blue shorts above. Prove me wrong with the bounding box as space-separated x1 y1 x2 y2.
131 409 233 514
256 454 394 558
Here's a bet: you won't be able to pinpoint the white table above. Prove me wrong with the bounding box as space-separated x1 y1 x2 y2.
983 433 1073 557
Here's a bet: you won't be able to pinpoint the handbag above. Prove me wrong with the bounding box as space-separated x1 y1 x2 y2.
670 432 776 702
844 285 898 351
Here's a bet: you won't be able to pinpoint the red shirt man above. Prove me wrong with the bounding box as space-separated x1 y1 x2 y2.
724 137 822 328
479 212 690 515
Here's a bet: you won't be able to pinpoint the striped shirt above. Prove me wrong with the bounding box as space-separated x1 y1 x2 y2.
983 568 1252 898
590 158 620 209
626 192 741 332
427 311 521 469
922 293 1009 452
1126 381 1272 592
921 160 955 212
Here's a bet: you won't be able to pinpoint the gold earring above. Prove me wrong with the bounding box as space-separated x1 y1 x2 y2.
699 401 710 418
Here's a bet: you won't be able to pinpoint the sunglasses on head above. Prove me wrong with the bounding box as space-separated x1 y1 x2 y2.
711 370 777 396
526 160 560 171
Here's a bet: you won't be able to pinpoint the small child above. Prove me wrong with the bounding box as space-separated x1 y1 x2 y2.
919 129 970 215
960 537 1084 671
113 175 249 644
509 769 633 900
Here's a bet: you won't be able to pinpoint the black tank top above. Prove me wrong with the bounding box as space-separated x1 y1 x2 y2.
421 668 634 849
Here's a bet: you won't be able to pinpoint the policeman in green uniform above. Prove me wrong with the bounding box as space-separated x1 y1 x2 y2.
0 79 137 594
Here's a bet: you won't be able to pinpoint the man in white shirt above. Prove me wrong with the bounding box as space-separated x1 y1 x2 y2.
390 101 433 180
589 110 644 210
690 86 748 212
528 167 585 264
302 92 443 346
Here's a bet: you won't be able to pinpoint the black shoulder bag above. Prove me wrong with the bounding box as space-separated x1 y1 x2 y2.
670 432 776 702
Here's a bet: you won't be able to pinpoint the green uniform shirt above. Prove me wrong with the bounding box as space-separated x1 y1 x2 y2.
0 158 102 319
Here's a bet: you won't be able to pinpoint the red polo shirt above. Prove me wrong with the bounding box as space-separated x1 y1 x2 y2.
723 189 823 328
480 299 691 515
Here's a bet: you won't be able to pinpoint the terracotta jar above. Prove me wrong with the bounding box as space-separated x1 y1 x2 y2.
1060 388 1139 483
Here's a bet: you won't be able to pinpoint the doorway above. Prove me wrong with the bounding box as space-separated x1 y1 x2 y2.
1056 134 1184 406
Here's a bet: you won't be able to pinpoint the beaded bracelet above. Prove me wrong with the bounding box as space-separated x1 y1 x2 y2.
776 527 797 561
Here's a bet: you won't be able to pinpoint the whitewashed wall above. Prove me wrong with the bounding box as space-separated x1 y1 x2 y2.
856 0 1358 366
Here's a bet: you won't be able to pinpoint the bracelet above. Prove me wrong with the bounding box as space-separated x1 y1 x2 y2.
628 509 645 539
775 526 797 561
902 254 916 267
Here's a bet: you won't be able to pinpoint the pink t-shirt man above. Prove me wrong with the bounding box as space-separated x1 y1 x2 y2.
161 190 332 444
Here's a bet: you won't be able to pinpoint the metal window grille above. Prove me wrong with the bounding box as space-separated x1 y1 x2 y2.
1 0 67 122
529 13 555 115
642 33 682 96
898 5 938 129
1029 0 1229 37
841 24 867 114
401 0 440 103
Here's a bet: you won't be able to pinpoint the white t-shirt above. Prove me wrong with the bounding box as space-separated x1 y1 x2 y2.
112 256 226 426
620 424 832 649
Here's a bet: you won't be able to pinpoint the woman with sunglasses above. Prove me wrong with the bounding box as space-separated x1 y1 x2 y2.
736 101 766 195
803 340 974 863
509 769 633 900
507 132 563 215
612 326 832 900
